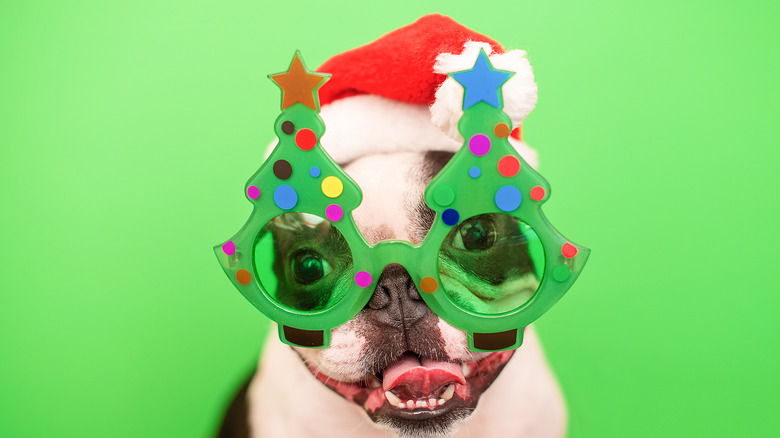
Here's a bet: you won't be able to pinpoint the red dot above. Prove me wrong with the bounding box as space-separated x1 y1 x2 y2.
295 128 317 150
561 243 578 258
236 269 251 285
497 155 520 177
530 186 546 201
510 126 522 141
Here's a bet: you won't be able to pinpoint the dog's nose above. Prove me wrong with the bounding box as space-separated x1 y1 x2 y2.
366 264 430 328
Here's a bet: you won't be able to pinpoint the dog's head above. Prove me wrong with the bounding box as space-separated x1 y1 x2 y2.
268 150 523 437
245 17 553 436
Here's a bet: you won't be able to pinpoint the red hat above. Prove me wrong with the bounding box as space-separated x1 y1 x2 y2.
317 14 539 167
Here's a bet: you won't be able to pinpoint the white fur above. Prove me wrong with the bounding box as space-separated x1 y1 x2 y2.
319 96 539 169
431 41 538 142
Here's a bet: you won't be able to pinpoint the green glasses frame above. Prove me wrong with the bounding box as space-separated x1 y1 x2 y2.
214 51 590 352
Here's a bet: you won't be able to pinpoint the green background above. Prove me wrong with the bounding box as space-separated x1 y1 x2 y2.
1 1 778 437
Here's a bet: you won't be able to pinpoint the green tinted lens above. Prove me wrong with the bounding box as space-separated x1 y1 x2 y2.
438 213 545 315
253 213 354 312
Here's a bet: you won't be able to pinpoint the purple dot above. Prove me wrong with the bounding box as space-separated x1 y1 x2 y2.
325 204 343 222
222 241 236 256
247 186 260 199
468 134 491 156
355 271 372 288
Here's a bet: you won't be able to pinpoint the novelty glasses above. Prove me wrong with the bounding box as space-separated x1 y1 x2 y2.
214 51 590 352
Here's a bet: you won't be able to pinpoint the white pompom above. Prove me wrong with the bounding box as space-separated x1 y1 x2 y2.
430 41 538 141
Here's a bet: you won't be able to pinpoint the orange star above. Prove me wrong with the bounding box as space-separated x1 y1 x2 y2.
269 51 330 111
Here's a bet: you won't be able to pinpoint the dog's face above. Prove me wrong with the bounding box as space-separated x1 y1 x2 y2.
268 151 524 437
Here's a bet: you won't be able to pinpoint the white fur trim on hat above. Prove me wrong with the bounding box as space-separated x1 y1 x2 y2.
431 41 538 141
319 94 538 168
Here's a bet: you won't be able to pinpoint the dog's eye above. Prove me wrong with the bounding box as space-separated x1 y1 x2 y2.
290 250 333 284
452 216 496 251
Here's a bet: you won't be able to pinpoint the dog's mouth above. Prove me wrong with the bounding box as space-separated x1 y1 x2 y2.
307 349 514 429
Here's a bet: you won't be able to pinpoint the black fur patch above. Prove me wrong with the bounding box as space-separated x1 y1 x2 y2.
215 371 254 438
407 151 454 242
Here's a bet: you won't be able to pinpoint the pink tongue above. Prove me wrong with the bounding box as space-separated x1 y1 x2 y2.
382 353 466 397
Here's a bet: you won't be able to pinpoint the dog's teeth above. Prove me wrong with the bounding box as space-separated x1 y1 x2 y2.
397 402 406 408
438 398 446 406
462 363 472 377
416 400 426 408
441 384 455 401
428 398 436 406
385 391 402 406
369 376 382 389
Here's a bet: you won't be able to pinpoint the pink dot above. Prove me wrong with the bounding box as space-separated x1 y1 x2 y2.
247 186 260 199
355 271 372 288
468 134 491 156
325 204 343 222
222 241 236 256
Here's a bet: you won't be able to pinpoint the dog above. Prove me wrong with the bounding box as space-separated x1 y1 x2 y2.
216 14 569 438
217 151 567 438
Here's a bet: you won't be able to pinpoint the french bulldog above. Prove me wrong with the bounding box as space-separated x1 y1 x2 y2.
217 151 567 438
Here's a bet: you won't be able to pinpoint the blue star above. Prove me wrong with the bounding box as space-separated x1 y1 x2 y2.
451 49 514 110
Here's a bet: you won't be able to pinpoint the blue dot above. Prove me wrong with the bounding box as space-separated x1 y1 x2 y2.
309 166 321 177
273 185 298 210
468 166 481 178
442 208 460 226
495 185 522 212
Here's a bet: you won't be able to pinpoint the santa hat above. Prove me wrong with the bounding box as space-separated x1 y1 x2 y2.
316 14 539 168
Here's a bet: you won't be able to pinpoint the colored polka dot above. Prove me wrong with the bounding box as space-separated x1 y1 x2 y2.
468 166 481 178
420 277 437 293
355 271 373 288
552 265 570 282
222 241 236 256
309 166 321 177
468 134 491 156
321 176 343 198
273 185 298 210
247 185 260 200
273 160 292 180
433 184 455 206
236 269 251 285
510 126 522 141
295 128 317 151
498 155 521 177
494 122 510 138
281 121 295 134
530 186 546 201
325 204 343 222
562 243 578 258
442 208 460 226
495 185 522 212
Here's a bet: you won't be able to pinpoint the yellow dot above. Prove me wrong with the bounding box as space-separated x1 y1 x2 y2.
321 176 343 198
420 277 437 293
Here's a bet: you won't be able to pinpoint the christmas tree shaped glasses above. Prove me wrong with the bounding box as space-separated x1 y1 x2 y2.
215 50 590 352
